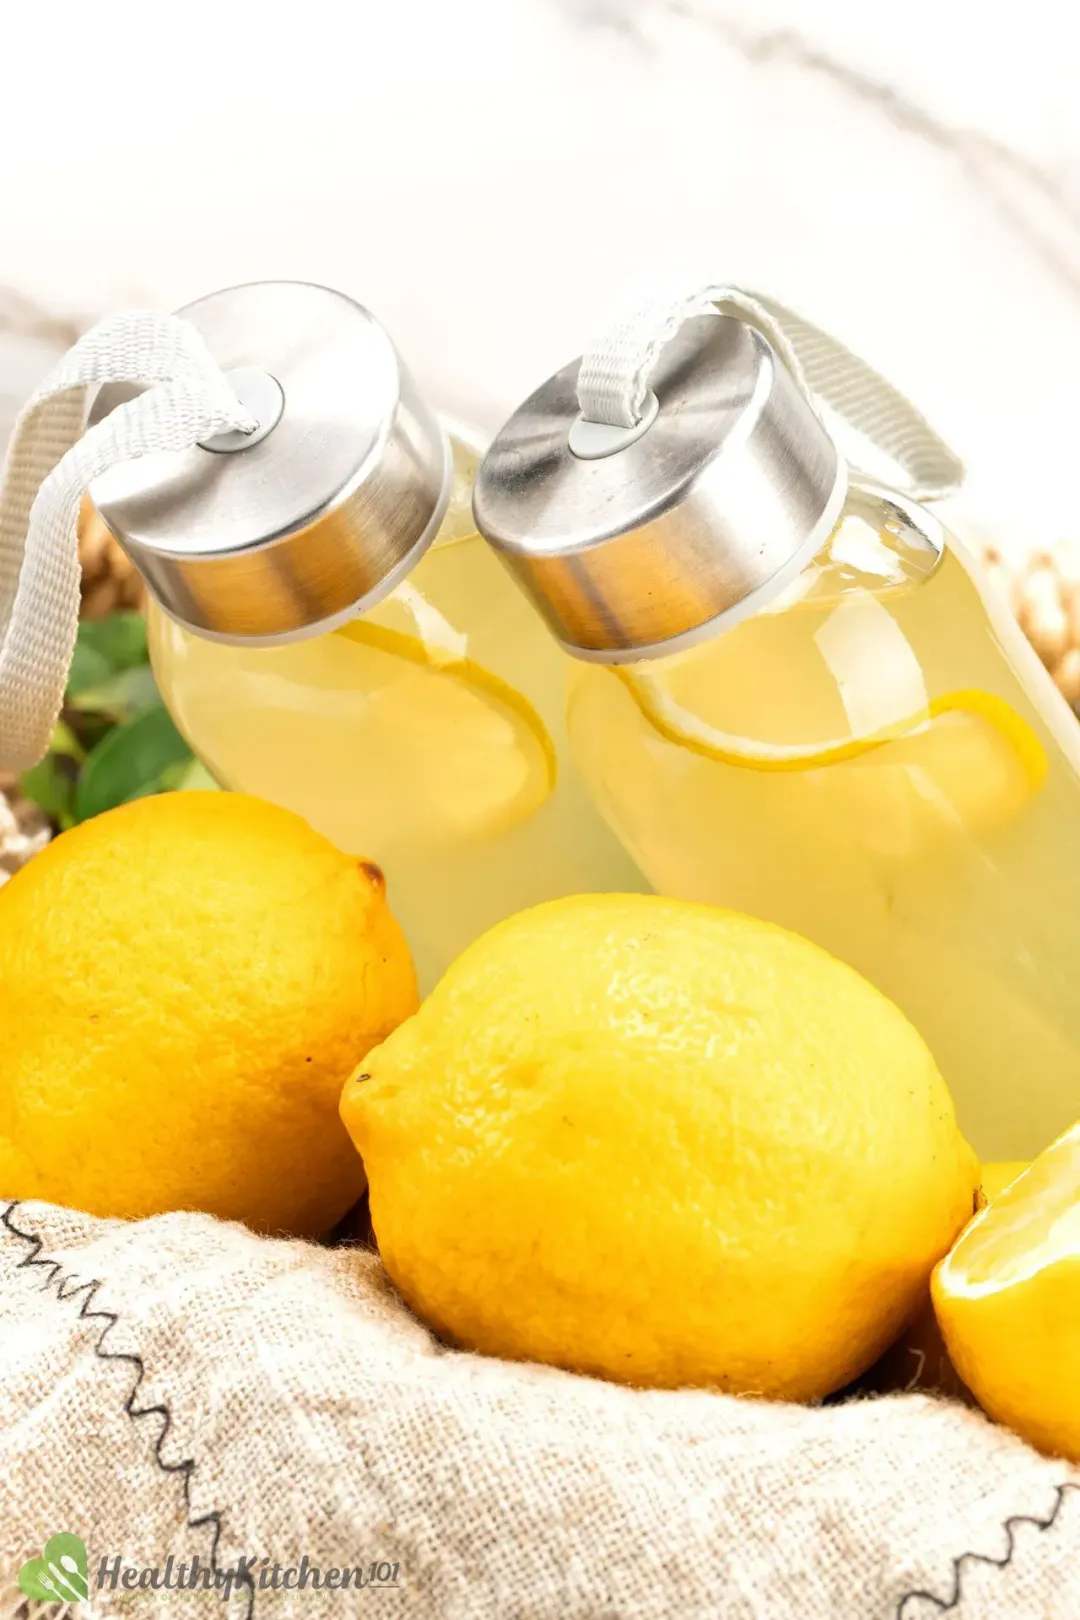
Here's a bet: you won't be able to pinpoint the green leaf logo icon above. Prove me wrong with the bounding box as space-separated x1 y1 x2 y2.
19 1532 89 1603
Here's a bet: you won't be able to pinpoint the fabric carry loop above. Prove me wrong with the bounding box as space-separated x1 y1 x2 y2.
575 276 963 505
0 312 254 770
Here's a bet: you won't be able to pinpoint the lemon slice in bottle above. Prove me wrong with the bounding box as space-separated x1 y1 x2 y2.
620 659 1046 844
615 576 1047 818
616 602 1048 852
619 664 1046 781
333 620 557 844
933 1122 1080 1457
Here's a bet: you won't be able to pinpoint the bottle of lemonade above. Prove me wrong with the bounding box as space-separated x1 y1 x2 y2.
88 281 644 988
473 291 1080 1160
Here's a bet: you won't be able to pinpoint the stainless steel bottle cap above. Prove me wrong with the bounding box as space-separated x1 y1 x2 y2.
473 312 847 661
88 281 450 643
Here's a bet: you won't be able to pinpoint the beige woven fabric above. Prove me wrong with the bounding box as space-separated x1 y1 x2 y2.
1 1200 1078 1619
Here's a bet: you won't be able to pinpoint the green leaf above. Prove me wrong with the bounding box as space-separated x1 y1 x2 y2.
169 757 221 792
74 610 148 674
62 711 115 756
19 719 84 825
65 636 113 697
66 662 161 722
18 753 78 827
75 703 192 823
50 716 85 761
66 612 150 703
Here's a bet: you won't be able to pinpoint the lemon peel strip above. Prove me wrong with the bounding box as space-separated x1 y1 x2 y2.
617 671 1048 786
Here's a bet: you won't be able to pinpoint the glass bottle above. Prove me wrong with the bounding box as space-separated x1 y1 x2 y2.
473 307 1080 1161
89 282 644 990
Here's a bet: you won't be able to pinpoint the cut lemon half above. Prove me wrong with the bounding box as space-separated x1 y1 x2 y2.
933 1123 1080 1458
332 620 557 843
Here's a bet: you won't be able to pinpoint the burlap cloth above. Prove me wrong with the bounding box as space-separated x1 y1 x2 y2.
0 1198 1077 1620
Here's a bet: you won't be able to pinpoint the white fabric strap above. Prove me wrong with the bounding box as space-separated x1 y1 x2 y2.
0 312 255 770
576 276 963 504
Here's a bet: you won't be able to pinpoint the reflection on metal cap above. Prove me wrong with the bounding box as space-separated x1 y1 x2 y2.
89 281 450 644
473 312 846 661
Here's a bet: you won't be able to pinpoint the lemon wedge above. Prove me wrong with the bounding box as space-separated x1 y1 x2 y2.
331 620 557 844
933 1123 1080 1458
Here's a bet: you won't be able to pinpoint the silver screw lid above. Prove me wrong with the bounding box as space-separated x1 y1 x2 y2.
88 281 450 643
472 311 847 661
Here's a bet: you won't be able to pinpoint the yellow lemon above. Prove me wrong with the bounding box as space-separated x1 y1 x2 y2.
865 1160 1029 1398
0 793 418 1235
934 1124 1080 1457
342 894 976 1397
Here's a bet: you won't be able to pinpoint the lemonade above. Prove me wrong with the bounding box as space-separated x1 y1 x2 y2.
151 431 644 989
566 487 1080 1158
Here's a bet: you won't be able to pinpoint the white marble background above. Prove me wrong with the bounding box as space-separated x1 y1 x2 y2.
3 0 1080 542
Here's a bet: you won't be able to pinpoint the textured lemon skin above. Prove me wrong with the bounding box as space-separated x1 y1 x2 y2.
0 793 418 1236
343 894 976 1397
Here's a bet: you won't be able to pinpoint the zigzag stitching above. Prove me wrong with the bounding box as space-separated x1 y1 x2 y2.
1 1201 255 1618
896 1478 1080 1615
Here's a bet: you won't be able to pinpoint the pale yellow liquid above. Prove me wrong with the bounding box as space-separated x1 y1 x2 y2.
567 498 1080 1159
150 434 645 989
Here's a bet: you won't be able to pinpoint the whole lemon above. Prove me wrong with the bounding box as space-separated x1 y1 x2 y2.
0 793 417 1235
342 894 976 1397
